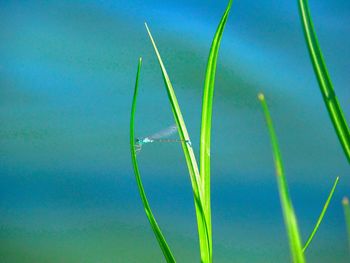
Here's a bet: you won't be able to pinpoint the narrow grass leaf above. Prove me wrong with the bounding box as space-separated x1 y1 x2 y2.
145 24 211 262
302 176 339 252
298 0 350 162
130 58 176 263
343 197 350 251
199 1 233 257
258 93 306 263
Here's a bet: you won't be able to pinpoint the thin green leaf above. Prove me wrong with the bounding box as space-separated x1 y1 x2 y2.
343 197 350 252
200 0 233 257
302 176 339 252
258 93 306 263
145 23 211 262
298 0 350 162
130 57 176 263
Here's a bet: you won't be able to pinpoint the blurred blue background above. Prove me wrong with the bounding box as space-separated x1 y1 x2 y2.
1 0 349 262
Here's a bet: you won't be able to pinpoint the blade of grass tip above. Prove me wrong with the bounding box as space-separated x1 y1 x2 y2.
343 197 350 251
302 176 339 252
200 0 233 258
130 57 176 263
258 93 306 263
144 23 211 262
298 0 350 162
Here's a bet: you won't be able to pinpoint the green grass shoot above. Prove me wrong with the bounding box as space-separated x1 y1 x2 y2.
302 176 339 252
298 0 350 163
130 58 176 263
200 1 233 258
343 197 350 252
143 1 232 261
145 22 210 263
258 93 305 263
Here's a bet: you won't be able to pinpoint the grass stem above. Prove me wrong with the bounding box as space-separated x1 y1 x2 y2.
343 197 350 252
302 176 339 252
298 0 350 162
130 58 176 263
258 93 306 263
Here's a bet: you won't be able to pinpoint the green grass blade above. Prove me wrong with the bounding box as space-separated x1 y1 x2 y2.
302 176 339 252
258 93 306 263
145 23 211 262
130 58 176 263
343 197 350 252
298 0 350 162
199 0 232 257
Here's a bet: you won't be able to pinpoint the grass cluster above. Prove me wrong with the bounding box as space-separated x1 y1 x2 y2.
130 0 348 262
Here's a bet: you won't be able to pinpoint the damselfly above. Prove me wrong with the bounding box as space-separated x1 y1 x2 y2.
135 124 191 153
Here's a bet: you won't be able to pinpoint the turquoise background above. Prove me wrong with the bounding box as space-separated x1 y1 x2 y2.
1 0 349 262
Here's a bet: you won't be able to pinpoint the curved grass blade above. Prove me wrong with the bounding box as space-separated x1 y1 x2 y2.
298 0 350 162
199 0 233 257
258 93 305 263
302 176 339 252
130 57 176 263
343 197 350 251
145 23 211 262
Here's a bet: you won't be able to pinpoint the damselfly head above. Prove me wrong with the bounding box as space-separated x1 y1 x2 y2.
134 142 142 153
134 138 143 153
